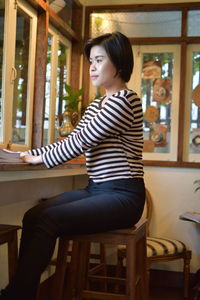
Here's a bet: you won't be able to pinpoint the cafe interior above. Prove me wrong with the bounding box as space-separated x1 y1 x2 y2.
0 0 200 299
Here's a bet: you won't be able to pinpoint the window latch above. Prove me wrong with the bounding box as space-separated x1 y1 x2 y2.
11 67 17 84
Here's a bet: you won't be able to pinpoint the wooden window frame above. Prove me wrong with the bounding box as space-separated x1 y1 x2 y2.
82 2 200 169
1 0 37 152
26 0 83 148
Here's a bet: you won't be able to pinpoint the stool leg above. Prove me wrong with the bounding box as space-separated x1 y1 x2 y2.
50 238 69 300
7 231 18 282
183 251 191 298
75 241 91 300
138 235 148 300
65 241 80 300
126 238 136 300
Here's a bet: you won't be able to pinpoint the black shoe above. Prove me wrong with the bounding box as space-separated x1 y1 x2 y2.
0 290 8 299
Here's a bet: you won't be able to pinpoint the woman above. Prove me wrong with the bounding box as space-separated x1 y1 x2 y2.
0 32 145 300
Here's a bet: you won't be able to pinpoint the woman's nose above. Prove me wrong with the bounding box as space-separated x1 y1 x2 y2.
90 62 96 71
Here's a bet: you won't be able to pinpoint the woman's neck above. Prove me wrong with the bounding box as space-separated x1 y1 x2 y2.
101 83 127 107
105 83 127 98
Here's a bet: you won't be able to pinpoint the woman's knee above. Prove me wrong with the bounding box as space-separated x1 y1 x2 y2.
22 204 44 227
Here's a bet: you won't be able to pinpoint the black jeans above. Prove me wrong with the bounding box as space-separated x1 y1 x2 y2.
3 178 145 300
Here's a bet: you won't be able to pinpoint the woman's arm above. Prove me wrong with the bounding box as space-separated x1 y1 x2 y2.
28 111 87 157
42 91 138 168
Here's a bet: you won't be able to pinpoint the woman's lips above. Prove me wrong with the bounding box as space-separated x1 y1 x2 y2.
90 75 98 80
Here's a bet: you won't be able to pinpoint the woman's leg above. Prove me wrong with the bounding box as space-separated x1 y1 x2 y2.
18 188 91 261
2 188 91 300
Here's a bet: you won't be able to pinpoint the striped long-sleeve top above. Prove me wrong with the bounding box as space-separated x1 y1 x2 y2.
29 89 144 182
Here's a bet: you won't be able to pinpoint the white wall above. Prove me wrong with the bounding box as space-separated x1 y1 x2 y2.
144 166 200 273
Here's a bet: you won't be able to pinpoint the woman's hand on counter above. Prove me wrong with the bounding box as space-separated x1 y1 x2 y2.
20 154 43 165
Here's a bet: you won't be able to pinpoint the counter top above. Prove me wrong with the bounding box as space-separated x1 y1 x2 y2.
0 158 87 182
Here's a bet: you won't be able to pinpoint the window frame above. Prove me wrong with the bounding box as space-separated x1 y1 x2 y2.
82 3 200 168
44 25 72 145
1 0 37 151
129 44 181 161
183 43 200 163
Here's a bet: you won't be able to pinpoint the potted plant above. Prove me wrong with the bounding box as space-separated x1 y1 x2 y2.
59 84 83 137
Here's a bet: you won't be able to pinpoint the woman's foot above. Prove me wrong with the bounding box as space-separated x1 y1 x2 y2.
0 290 8 299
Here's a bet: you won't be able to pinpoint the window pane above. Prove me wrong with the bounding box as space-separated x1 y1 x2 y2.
141 52 174 154
43 35 52 146
12 7 30 144
188 10 200 36
55 41 68 141
189 52 200 154
0 0 5 142
90 11 181 38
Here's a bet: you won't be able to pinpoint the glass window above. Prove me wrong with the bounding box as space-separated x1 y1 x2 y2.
142 53 173 154
0 0 37 150
12 7 31 144
43 27 71 146
56 41 68 138
184 45 200 162
0 0 5 142
129 45 180 161
43 34 53 146
90 11 182 38
188 10 200 36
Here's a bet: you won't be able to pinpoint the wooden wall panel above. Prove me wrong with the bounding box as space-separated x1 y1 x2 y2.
32 9 49 148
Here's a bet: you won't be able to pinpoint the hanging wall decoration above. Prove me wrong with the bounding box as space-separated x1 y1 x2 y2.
142 60 161 79
191 128 200 151
153 78 171 103
192 84 200 107
150 124 167 147
144 105 159 123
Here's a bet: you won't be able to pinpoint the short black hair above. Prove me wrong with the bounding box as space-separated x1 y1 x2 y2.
84 32 133 83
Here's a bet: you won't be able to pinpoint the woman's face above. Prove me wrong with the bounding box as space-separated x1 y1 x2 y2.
89 45 118 89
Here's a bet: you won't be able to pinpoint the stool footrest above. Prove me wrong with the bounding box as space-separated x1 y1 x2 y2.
88 274 126 282
82 289 126 300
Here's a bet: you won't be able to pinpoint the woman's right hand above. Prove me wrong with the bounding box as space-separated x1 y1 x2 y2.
20 154 43 165
20 151 29 157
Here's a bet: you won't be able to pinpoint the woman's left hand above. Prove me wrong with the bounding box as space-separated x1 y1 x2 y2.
20 154 43 165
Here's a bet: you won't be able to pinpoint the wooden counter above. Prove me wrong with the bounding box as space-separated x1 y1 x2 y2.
0 158 87 182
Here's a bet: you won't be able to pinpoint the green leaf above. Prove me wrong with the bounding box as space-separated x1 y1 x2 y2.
62 96 71 101
76 87 83 98
62 84 83 113
65 84 74 98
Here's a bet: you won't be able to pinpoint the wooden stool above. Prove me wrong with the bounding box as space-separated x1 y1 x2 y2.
0 224 21 282
51 219 147 300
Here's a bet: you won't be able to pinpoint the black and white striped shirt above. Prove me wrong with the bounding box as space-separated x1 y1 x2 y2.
29 89 144 182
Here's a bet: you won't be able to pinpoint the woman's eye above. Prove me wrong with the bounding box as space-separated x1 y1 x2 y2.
97 59 102 63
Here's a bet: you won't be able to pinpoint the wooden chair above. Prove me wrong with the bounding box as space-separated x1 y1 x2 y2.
0 224 21 282
50 219 148 300
117 188 192 298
